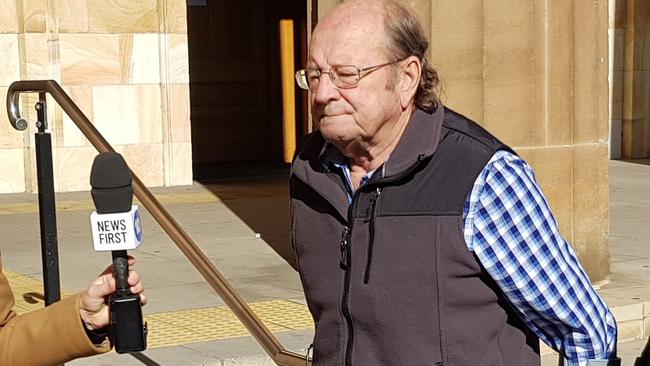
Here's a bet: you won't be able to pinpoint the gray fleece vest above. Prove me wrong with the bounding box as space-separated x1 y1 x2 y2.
290 107 540 366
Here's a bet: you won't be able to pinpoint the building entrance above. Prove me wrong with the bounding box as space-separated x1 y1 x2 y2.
187 0 307 180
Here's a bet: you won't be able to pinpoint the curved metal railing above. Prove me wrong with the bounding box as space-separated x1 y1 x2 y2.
6 80 307 366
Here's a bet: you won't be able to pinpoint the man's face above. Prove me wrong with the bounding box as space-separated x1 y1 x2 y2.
308 6 402 151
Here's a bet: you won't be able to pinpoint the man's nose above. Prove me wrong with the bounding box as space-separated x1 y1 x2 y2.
313 72 339 104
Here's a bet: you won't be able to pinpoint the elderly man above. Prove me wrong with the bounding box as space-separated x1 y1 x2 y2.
290 1 618 365
0 254 146 365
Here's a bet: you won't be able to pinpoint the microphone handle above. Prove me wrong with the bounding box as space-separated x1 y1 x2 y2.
111 250 130 295
109 249 148 353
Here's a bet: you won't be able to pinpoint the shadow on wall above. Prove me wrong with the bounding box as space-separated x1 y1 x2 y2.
610 0 650 160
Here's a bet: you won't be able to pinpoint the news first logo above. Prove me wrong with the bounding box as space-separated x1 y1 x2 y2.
90 206 143 251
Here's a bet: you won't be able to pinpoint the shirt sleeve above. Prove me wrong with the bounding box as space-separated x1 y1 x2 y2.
462 150 617 365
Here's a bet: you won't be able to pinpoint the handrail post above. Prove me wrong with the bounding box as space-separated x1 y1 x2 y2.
34 92 62 306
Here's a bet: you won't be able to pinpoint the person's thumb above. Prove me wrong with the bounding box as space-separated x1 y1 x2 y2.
83 274 115 310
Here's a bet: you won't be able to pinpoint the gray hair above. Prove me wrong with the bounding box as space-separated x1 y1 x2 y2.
383 0 440 113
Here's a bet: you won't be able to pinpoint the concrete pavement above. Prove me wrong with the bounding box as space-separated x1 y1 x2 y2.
0 160 648 365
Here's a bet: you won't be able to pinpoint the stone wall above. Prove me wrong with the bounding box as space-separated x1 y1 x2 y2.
0 0 192 193
0 0 24 193
435 1 610 281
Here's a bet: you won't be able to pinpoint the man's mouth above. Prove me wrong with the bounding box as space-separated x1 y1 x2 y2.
320 113 346 119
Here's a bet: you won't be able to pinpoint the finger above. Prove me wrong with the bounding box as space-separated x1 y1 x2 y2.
127 270 140 286
79 302 110 330
139 293 148 306
85 273 116 300
130 283 144 295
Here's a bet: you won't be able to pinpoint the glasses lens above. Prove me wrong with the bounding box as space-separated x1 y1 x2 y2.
306 69 321 89
295 70 310 90
333 66 359 87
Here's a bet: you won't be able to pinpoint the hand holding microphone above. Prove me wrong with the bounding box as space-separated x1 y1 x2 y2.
79 257 147 332
89 152 148 353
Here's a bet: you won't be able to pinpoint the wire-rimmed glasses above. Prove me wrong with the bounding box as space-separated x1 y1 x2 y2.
295 59 403 91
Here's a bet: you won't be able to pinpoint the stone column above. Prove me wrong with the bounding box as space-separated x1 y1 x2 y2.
623 0 650 158
430 0 610 281
157 0 192 187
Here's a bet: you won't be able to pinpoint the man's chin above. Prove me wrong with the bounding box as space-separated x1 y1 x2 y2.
320 130 352 146
320 130 345 142
318 117 355 140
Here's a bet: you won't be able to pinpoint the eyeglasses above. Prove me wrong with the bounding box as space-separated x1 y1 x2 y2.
295 59 403 91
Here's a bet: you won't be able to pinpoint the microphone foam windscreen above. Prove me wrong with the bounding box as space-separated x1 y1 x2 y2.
90 152 133 214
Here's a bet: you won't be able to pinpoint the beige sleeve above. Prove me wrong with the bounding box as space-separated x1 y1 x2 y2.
0 255 110 365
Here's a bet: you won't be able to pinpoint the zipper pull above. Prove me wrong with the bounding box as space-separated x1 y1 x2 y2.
363 187 382 284
340 226 350 269
371 187 381 206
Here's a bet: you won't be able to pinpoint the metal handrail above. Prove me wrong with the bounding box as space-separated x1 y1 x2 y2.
6 80 307 366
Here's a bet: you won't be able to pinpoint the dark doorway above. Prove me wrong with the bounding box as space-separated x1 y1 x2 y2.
187 0 307 180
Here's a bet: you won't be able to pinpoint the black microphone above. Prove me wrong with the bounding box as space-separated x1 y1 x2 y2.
90 151 147 353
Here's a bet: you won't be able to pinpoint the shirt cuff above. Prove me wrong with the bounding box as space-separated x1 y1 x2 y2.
83 325 108 345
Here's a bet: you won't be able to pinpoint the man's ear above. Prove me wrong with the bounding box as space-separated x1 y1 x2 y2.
398 55 421 109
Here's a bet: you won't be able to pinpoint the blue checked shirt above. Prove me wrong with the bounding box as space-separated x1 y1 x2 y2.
336 150 617 366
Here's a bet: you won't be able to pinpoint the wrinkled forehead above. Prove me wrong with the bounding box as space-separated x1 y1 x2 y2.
309 3 387 66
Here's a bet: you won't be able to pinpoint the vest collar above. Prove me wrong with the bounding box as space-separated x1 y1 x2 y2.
318 106 444 180
291 106 445 222
382 106 443 177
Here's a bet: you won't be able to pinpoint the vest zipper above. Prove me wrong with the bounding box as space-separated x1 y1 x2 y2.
342 193 358 366
340 154 425 366
363 187 381 284
340 226 350 269
358 154 425 285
